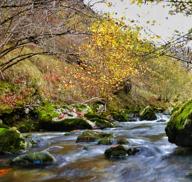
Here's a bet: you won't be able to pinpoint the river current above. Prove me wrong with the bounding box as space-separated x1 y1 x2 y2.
1 114 192 182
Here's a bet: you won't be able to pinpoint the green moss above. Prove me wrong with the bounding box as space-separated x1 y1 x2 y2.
139 106 157 120
76 130 113 143
0 123 9 128
165 100 192 147
0 105 14 116
98 137 113 145
104 145 128 160
72 104 93 114
93 118 114 128
16 119 39 133
171 103 182 115
36 102 59 122
76 130 100 142
104 145 139 160
85 114 114 128
167 100 192 130
85 113 103 120
0 81 16 94
0 128 7 134
10 151 56 167
0 127 26 153
111 110 129 121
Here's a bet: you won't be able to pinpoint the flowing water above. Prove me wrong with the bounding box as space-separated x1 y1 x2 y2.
1 114 192 182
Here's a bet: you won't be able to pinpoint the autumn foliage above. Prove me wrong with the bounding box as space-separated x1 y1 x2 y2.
79 17 153 97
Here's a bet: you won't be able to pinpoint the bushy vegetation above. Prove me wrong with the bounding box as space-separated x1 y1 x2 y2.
0 0 192 115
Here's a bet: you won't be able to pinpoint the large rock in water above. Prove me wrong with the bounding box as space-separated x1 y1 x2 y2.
0 127 26 154
40 118 94 131
10 151 56 167
104 145 139 160
165 100 192 147
139 106 157 121
76 130 113 143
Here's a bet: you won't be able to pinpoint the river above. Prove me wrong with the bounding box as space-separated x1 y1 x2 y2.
1 114 192 182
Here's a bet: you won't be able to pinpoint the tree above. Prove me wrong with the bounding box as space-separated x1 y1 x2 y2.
131 0 192 15
0 0 95 76
127 0 192 65
79 17 154 97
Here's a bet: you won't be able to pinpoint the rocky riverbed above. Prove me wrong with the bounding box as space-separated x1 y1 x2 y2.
2 113 192 182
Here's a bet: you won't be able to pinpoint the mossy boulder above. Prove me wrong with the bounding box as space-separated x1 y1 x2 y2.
139 106 157 121
85 114 114 128
76 130 113 143
104 145 139 160
36 103 99 131
111 110 129 122
10 151 56 167
0 127 26 154
16 119 39 133
165 100 192 147
40 118 94 131
98 137 113 145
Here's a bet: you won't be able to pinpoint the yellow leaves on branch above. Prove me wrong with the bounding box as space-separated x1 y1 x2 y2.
79 17 153 97
80 17 151 96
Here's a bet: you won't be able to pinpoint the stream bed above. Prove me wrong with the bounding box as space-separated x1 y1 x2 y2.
1 114 192 182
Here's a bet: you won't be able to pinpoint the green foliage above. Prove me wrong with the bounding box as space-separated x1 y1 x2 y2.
80 17 154 97
0 0 191 115
0 81 16 94
72 104 93 114
111 110 129 121
36 103 59 122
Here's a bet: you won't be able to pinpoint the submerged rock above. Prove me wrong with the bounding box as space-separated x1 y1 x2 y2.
104 145 139 160
76 130 113 143
98 137 113 145
165 100 192 147
10 151 56 167
139 106 157 121
0 127 26 154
